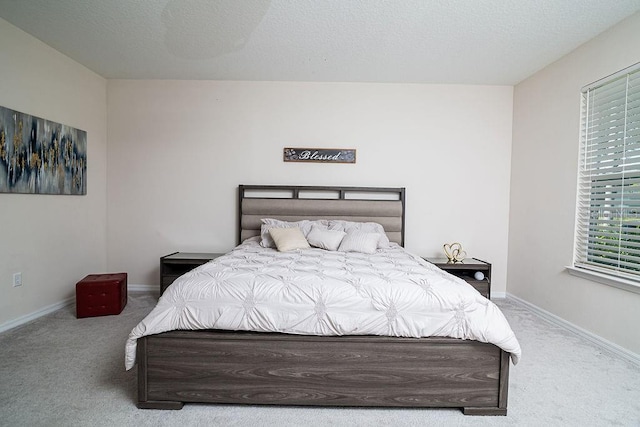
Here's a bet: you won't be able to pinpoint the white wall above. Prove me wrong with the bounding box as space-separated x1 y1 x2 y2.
508 12 640 354
0 19 107 327
107 81 514 293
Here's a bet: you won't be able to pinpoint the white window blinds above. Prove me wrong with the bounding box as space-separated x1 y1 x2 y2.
575 63 640 281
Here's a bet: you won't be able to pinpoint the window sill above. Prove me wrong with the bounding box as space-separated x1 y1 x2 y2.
566 266 640 295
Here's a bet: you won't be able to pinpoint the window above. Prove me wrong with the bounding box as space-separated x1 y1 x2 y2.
574 63 640 285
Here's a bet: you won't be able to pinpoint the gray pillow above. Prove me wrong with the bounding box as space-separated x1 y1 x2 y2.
307 226 346 251
337 231 380 254
328 220 390 248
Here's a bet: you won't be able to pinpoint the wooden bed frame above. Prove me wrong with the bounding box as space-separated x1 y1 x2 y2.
136 185 510 415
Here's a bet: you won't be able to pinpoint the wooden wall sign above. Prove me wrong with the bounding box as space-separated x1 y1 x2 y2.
283 148 356 164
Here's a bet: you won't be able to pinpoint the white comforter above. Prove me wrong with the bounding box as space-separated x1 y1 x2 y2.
125 238 521 370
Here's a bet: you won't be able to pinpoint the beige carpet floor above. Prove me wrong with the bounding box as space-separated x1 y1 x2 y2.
0 293 639 427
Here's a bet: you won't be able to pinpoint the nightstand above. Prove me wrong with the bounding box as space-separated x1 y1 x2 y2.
424 257 492 299
160 252 225 295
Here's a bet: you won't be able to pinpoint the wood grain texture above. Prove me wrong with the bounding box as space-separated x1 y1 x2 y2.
138 330 508 413
135 186 510 415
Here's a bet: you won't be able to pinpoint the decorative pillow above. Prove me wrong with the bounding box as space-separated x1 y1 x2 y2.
307 226 346 251
268 227 311 252
260 219 327 248
328 220 390 248
337 231 380 254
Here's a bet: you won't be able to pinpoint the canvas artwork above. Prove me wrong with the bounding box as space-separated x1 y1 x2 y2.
0 106 87 195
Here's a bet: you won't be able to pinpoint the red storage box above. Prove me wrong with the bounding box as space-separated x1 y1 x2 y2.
76 273 127 318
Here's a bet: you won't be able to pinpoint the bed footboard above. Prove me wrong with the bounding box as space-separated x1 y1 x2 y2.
136 330 509 415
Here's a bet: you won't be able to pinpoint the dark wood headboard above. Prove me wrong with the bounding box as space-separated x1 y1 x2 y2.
238 185 406 246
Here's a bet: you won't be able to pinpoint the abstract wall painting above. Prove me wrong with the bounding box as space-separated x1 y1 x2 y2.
0 105 87 195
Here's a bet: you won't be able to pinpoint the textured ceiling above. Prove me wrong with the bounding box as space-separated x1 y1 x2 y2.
0 0 639 85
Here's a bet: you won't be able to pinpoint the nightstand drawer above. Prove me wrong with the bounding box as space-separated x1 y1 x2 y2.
162 275 180 286
465 280 489 299
162 263 201 277
424 257 492 300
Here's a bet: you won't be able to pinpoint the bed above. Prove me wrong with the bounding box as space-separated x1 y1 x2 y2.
129 185 520 415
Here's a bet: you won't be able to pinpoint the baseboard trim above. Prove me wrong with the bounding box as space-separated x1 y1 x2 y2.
507 293 640 366
0 296 75 334
129 284 158 294
0 284 157 335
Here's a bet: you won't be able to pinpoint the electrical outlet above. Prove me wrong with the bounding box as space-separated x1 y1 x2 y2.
13 272 22 287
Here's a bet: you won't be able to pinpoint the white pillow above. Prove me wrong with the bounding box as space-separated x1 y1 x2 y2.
328 220 390 248
268 227 311 252
260 219 327 248
337 231 380 254
307 226 346 251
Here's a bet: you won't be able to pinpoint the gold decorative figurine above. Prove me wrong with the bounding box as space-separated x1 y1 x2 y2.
443 242 467 263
